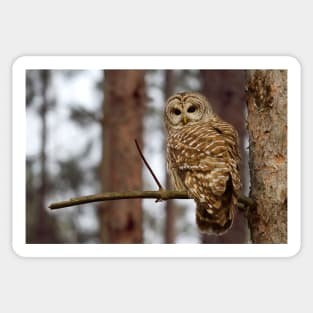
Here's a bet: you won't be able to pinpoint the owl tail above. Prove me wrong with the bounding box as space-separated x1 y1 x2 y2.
195 180 237 236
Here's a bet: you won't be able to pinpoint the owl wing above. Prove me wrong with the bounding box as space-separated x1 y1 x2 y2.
167 118 241 207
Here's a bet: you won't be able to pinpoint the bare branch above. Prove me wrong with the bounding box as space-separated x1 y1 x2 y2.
49 190 253 211
49 140 255 212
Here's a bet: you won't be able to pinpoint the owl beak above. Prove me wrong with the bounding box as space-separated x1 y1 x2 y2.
183 115 188 125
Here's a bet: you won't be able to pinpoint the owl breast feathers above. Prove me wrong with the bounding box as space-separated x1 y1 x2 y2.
165 92 241 235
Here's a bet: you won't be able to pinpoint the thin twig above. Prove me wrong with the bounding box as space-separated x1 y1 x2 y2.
135 139 164 190
49 190 253 210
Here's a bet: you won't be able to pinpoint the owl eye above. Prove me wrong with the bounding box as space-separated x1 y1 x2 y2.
173 108 181 115
187 106 196 113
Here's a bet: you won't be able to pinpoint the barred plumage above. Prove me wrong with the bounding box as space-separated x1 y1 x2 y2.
164 92 241 235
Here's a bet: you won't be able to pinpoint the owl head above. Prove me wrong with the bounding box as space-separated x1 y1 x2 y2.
164 92 214 130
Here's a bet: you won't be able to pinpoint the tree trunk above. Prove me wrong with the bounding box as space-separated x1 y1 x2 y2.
200 70 248 243
35 70 53 243
246 70 287 243
164 70 176 243
99 70 145 243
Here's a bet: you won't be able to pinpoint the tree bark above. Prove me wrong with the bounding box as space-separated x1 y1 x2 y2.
200 70 248 243
246 70 287 243
164 70 176 243
99 70 146 243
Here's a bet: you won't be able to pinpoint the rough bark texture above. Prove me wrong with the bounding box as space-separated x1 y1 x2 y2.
246 70 287 243
164 70 176 243
99 70 145 243
201 70 248 243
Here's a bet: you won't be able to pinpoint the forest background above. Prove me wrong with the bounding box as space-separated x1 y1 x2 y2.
26 69 250 244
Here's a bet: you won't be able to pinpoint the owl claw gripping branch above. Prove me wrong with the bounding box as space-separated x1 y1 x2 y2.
164 92 241 235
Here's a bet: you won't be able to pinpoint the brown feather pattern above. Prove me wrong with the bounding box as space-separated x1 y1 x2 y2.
167 113 241 235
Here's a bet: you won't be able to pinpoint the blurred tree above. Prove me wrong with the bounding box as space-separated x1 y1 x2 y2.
200 70 248 243
26 70 38 242
27 70 103 243
32 70 56 243
246 70 287 243
26 157 37 242
99 70 146 243
164 70 176 243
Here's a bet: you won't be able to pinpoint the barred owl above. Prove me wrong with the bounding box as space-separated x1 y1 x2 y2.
164 92 241 235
